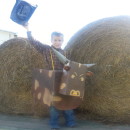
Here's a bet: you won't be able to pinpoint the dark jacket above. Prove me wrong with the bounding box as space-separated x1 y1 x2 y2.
27 31 64 70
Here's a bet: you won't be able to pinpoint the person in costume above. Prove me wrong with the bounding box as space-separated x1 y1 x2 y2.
23 23 76 130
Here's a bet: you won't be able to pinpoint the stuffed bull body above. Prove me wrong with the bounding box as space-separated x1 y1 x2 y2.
32 48 95 110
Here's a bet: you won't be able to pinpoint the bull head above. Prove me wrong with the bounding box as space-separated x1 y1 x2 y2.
32 48 95 110
51 47 95 97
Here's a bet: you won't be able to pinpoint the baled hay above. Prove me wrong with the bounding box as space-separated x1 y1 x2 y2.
0 38 49 116
66 15 130 123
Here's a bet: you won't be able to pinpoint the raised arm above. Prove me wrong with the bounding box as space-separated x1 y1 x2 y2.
23 23 50 53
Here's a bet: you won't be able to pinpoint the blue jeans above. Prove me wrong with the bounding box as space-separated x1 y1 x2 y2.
49 106 76 128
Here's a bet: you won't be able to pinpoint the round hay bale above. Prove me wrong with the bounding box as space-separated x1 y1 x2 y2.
65 15 130 123
0 38 49 117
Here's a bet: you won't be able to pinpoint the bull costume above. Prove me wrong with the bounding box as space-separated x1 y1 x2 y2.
27 31 76 129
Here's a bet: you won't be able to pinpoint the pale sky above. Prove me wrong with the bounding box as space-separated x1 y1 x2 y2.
0 0 130 48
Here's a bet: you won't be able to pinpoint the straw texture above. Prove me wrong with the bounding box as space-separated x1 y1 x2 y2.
65 15 130 123
0 38 49 116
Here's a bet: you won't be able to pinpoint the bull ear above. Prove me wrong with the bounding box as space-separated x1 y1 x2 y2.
51 47 70 64
83 63 96 68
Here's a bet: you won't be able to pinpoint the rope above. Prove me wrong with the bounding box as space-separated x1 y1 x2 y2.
50 49 54 70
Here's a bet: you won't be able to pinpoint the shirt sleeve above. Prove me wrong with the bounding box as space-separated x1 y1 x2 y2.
27 31 50 53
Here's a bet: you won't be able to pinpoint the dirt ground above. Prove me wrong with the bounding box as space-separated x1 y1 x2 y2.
0 113 130 130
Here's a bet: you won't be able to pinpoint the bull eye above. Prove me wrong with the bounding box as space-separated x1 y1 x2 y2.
71 74 75 79
80 77 84 82
79 74 84 82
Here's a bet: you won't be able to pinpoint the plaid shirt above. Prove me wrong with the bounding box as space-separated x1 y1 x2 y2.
27 31 64 70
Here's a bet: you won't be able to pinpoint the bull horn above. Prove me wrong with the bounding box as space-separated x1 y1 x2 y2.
51 47 69 64
84 63 96 68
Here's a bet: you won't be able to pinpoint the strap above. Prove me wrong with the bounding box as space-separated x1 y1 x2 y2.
50 49 54 70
